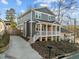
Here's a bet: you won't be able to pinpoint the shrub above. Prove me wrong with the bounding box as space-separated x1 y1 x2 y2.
0 31 10 53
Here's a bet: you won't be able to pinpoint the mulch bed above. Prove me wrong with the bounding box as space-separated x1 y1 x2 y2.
31 41 79 59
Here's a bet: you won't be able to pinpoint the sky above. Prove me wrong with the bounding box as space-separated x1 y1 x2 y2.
0 0 79 24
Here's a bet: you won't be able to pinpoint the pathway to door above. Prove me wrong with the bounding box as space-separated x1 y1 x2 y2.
0 36 42 59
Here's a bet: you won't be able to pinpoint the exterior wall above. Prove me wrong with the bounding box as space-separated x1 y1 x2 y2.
41 14 48 20
32 11 55 21
17 12 31 37
17 12 31 26
32 11 35 21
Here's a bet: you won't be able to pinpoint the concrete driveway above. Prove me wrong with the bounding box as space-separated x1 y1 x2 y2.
0 36 42 59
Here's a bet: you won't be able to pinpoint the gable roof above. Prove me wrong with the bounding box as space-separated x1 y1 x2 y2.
34 7 55 15
18 7 55 19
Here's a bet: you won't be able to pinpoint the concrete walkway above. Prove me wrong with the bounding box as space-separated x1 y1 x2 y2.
0 36 42 59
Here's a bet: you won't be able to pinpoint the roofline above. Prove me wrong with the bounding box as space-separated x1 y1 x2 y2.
18 7 55 19
34 7 55 16
18 9 31 19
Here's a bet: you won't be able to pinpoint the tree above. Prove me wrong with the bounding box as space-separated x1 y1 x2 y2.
11 22 17 29
5 8 17 29
6 8 16 22
53 0 78 25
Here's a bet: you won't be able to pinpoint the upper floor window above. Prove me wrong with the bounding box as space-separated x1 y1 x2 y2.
48 15 55 21
35 12 41 19
57 26 60 31
48 15 52 20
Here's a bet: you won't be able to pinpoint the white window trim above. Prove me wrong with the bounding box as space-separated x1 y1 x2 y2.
35 11 55 21
35 11 41 19
48 15 52 20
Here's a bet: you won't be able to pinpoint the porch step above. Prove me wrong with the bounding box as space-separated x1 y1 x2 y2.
29 35 40 44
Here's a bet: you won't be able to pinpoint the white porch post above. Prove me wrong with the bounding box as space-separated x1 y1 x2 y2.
25 21 27 37
51 25 53 41
30 10 32 40
55 25 57 42
46 24 48 41
59 25 61 41
40 23 42 41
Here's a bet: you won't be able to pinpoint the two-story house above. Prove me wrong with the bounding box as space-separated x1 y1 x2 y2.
17 7 61 43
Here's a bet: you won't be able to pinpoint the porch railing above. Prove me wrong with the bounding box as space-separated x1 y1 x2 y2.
37 31 60 35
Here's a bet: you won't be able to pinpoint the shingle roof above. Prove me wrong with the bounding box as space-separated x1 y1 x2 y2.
34 7 55 15
18 7 55 18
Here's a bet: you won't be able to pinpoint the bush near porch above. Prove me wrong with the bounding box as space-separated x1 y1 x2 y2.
0 32 10 53
31 40 79 59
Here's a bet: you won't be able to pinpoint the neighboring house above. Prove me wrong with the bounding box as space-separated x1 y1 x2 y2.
17 7 61 43
73 29 79 44
0 18 5 35
61 28 74 43
4 21 12 34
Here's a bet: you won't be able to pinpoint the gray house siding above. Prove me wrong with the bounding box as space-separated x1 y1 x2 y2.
32 11 35 21
18 8 56 39
41 13 48 20
32 11 55 21
51 16 55 21
18 12 32 37
18 12 31 25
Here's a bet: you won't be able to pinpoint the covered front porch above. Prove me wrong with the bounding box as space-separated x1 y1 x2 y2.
35 22 61 41
35 22 61 36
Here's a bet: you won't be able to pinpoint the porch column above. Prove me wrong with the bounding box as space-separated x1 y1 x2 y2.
55 25 57 42
56 25 57 35
46 24 48 41
40 23 42 41
51 25 53 41
59 26 61 41
59 25 61 36
24 21 27 37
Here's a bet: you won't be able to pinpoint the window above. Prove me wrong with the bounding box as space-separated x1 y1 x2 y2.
57 26 60 31
48 15 52 20
36 24 40 31
48 15 55 21
35 12 41 19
